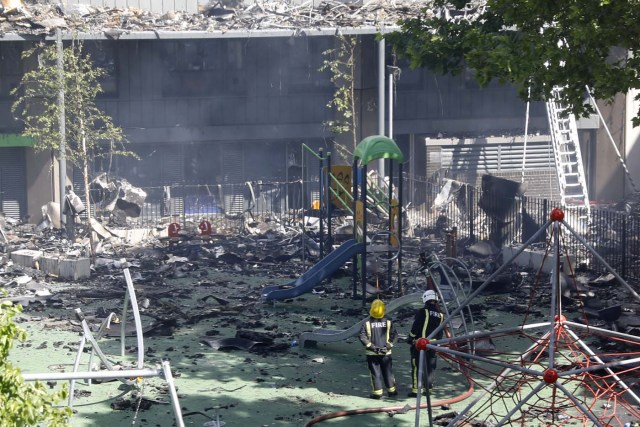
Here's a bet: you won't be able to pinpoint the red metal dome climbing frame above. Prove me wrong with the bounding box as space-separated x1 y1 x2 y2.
423 209 640 426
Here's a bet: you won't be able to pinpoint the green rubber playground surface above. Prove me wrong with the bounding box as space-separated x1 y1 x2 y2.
9 268 478 427
8 264 639 426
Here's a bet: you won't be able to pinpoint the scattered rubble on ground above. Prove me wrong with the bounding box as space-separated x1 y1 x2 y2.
2 201 639 341
1 178 640 423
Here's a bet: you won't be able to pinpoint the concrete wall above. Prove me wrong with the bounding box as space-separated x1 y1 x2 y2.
625 88 640 197
592 95 626 202
25 149 55 223
8 34 629 220
92 36 548 146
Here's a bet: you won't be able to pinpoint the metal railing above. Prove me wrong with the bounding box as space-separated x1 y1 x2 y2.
107 177 640 281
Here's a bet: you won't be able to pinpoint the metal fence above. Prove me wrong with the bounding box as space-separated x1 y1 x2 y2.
411 177 640 281
118 177 640 281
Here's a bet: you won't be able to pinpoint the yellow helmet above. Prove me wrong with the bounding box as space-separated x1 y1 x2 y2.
370 299 385 319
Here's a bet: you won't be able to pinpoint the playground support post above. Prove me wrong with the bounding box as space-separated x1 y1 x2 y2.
326 151 333 251
387 160 393 290
319 147 324 258
301 143 333 267
414 348 434 427
352 157 359 299
414 349 424 427
361 162 368 306
398 162 403 294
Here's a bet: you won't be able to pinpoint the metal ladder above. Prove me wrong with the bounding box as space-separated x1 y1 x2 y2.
546 87 590 214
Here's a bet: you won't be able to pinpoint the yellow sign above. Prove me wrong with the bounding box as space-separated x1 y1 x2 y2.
390 198 399 247
328 165 352 210
355 200 364 242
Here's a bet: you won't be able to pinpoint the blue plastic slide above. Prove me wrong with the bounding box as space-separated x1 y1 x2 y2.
261 239 365 301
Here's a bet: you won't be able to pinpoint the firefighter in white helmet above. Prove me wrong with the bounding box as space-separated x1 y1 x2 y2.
359 299 398 399
407 289 444 397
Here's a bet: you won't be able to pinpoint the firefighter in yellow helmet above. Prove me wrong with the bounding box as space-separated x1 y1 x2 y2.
359 299 398 399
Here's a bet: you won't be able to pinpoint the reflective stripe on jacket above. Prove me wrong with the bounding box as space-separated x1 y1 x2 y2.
359 317 397 356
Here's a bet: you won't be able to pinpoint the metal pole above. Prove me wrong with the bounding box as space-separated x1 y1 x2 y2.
409 134 415 206
378 38 385 181
352 158 359 298
548 221 560 369
23 368 164 382
319 148 324 258
414 349 425 427
327 152 333 250
361 163 368 306
387 160 393 289
123 268 145 368
162 360 186 427
302 144 306 269
56 28 67 228
424 351 434 427
398 163 403 294
388 73 393 139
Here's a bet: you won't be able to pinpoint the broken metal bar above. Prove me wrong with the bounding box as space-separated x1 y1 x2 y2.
23 364 185 427
123 268 145 368
74 308 133 384
68 334 87 407
161 360 184 427
22 368 164 382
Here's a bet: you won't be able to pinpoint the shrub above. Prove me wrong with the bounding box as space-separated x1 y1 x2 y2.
0 298 71 426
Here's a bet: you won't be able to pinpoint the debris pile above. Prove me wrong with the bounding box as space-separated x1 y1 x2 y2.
0 0 436 36
90 173 147 220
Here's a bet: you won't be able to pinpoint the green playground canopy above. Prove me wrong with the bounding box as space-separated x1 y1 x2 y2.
353 135 404 166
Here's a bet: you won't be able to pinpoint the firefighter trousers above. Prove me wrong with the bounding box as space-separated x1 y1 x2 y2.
366 355 397 396
410 347 437 392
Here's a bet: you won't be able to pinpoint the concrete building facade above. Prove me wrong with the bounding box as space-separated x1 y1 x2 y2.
0 2 635 222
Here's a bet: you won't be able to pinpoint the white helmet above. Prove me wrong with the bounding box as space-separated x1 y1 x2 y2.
422 290 437 304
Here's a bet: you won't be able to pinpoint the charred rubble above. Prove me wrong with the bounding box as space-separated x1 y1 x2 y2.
1 176 640 423
1 183 639 342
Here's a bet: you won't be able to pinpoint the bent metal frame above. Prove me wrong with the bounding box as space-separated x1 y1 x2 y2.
21 268 185 427
417 208 640 427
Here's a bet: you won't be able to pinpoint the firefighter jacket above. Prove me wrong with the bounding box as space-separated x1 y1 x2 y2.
359 317 397 356
408 303 444 344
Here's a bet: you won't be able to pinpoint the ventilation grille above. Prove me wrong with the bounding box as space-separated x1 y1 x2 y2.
441 141 554 172
0 148 26 220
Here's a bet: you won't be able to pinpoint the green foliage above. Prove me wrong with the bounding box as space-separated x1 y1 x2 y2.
11 40 135 168
386 0 640 126
0 297 71 426
320 35 358 154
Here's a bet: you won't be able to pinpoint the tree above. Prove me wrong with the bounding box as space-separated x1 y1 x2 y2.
11 39 135 247
320 35 359 159
386 0 640 126
0 297 71 426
